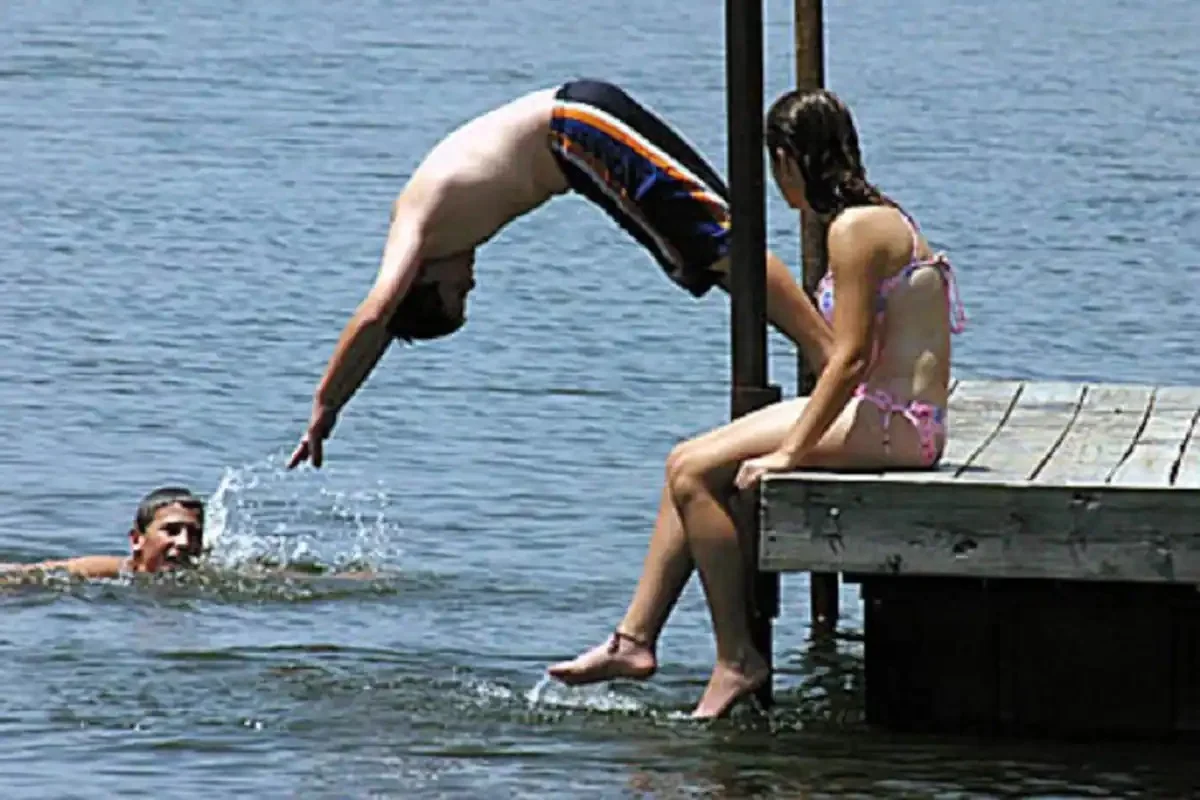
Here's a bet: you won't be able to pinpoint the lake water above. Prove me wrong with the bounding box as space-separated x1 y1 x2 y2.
1 0 1198 796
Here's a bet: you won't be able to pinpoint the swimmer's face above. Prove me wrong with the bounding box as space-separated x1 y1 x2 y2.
130 502 205 573
769 149 809 212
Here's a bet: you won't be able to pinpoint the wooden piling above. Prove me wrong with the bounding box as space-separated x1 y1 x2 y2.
724 0 781 707
793 0 840 639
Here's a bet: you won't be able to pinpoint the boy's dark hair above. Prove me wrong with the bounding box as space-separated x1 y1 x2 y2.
134 486 205 533
386 283 464 342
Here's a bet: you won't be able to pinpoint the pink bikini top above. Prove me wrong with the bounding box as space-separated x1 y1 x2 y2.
815 208 967 362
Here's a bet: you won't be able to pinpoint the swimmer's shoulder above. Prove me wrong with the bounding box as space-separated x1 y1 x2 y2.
0 554 127 580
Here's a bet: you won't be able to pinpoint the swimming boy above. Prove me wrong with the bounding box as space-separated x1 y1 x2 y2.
0 486 205 579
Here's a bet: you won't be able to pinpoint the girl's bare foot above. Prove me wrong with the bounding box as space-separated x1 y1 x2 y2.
547 631 657 686
691 649 770 719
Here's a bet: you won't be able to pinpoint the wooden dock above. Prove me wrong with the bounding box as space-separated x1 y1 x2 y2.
758 379 1200 738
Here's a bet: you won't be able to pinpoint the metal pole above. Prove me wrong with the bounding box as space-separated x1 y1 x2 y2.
794 0 840 639
726 0 781 708
727 0 767 393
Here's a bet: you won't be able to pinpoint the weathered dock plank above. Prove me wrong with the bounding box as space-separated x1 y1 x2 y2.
760 478 1200 582
1110 387 1200 488
1173 394 1200 488
941 380 1022 474
1034 384 1153 485
759 380 1200 583
958 382 1084 483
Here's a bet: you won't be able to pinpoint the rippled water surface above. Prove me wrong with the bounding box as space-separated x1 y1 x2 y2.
2 0 1198 796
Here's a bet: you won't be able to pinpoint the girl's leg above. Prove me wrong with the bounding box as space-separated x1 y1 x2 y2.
678 400 906 717
546 482 687 684
669 453 768 718
547 394 923 708
547 397 814 685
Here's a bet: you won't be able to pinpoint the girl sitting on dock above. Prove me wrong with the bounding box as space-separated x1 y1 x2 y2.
548 87 967 719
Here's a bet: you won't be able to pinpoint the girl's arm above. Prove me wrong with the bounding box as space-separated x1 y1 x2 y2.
775 211 887 464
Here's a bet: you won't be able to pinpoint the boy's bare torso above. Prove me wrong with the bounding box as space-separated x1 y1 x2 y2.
398 88 570 258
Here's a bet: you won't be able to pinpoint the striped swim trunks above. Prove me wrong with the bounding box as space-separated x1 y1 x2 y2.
547 79 732 298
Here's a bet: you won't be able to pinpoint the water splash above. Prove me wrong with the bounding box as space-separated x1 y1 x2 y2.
526 673 656 716
202 454 408 573
0 454 428 602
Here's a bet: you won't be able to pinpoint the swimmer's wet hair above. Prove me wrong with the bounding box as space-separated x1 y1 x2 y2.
386 284 465 342
134 486 205 533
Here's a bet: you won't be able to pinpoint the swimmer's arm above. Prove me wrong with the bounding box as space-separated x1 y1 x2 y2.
0 555 125 579
313 212 425 414
776 218 881 463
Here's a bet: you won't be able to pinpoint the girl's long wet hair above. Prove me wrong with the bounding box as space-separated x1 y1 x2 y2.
764 88 893 216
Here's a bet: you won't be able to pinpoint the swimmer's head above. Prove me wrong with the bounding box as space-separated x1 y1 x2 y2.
765 88 890 216
387 250 476 342
129 486 205 573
